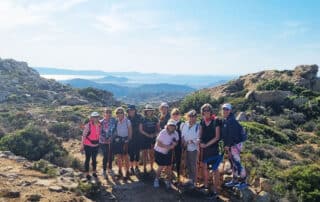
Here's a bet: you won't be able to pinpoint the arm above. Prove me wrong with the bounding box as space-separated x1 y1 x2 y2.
139 123 151 138
200 126 220 148
156 140 171 150
80 124 89 151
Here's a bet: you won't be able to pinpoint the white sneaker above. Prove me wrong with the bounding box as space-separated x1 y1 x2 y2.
153 178 159 188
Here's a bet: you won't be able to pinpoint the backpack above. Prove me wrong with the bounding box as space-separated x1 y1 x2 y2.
237 122 247 142
85 121 100 144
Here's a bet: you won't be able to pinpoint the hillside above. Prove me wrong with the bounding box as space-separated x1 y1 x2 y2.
0 58 120 107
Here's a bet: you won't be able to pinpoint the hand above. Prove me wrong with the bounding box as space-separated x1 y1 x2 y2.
80 145 84 153
224 146 230 152
200 143 207 148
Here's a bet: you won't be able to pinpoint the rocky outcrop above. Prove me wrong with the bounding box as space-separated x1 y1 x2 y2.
246 90 293 103
202 64 319 99
0 58 119 106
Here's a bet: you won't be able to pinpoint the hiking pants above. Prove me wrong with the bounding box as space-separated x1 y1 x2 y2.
228 143 246 180
100 143 113 171
84 145 99 172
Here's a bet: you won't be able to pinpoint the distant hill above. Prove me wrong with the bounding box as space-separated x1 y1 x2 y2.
0 58 119 107
62 78 195 104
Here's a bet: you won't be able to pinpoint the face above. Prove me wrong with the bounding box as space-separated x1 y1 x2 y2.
188 115 197 124
167 125 176 133
104 110 112 119
91 116 99 123
128 109 136 117
160 107 168 114
171 113 180 121
116 110 124 119
202 108 211 118
222 108 231 118
146 110 153 117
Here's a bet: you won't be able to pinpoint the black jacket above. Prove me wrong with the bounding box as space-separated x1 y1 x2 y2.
221 113 242 146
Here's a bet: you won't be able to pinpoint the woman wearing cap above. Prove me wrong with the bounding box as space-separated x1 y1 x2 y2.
181 109 200 188
127 105 143 175
113 107 132 178
221 103 247 189
159 102 170 130
153 119 179 189
170 108 183 181
199 103 221 197
81 112 101 180
139 104 160 173
100 107 116 178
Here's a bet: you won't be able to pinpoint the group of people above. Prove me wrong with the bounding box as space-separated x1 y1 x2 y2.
80 102 247 198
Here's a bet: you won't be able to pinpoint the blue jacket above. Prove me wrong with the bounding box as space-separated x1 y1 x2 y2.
221 113 242 147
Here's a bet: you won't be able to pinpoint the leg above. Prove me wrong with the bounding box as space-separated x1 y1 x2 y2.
91 146 99 174
150 147 155 170
213 170 220 193
84 145 92 174
202 162 208 188
108 143 113 171
100 144 107 171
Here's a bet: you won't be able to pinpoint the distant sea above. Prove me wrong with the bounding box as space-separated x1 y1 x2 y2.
41 74 104 80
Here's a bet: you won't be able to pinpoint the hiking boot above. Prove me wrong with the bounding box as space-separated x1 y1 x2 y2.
234 182 248 189
165 181 172 190
153 178 159 188
92 173 98 178
224 180 237 188
86 175 91 181
206 192 219 200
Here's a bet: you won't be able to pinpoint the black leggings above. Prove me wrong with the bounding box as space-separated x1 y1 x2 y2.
84 145 99 172
100 144 113 171
128 141 140 162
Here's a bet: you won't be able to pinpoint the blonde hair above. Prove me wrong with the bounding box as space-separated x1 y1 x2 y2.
115 107 125 115
200 103 212 114
170 108 180 116
184 109 197 121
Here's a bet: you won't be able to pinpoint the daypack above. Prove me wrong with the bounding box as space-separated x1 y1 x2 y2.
237 122 247 142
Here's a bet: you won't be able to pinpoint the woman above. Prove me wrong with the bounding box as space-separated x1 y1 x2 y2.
113 107 132 178
170 108 183 181
81 112 101 180
139 104 160 173
199 103 221 197
100 107 116 178
181 110 200 188
127 104 143 175
153 119 179 189
159 102 170 130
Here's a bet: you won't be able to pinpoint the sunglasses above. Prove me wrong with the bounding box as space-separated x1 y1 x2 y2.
105 111 112 114
223 108 230 111
116 111 124 114
203 109 211 112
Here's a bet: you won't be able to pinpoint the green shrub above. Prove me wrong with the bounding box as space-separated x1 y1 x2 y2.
302 121 316 132
0 127 68 165
179 92 218 113
33 159 58 177
275 118 295 130
257 80 295 91
48 122 71 139
282 164 320 202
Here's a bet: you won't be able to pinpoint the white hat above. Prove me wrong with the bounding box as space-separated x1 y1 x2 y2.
159 102 169 108
222 103 232 110
167 119 177 127
144 104 155 111
90 112 100 117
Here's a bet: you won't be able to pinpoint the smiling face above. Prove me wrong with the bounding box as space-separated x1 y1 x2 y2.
146 110 154 117
222 107 231 118
160 106 168 115
167 124 176 133
171 112 180 121
116 109 124 120
188 115 197 124
202 107 211 119
104 110 112 119
128 109 136 117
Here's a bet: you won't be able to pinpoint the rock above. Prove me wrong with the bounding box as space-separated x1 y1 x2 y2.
253 90 292 103
35 179 55 186
245 90 255 100
57 177 79 190
0 190 20 198
259 178 272 192
18 181 32 187
237 112 248 121
238 187 256 202
256 191 271 202
8 155 27 163
26 194 42 201
60 168 75 177
49 185 63 192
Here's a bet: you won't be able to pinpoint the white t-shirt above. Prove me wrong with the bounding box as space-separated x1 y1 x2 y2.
154 129 179 154
181 122 200 151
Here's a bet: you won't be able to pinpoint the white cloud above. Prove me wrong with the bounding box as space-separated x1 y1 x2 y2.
279 21 310 39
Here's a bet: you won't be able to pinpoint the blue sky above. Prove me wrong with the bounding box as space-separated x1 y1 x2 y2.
0 0 319 75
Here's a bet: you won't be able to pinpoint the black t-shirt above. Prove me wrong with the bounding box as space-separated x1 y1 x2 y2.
128 114 142 138
200 119 221 147
159 113 170 130
142 116 159 134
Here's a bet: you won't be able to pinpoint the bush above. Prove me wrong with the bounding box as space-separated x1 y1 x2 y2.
257 80 295 91
282 164 320 202
48 122 71 139
298 145 315 158
0 127 68 165
282 129 302 143
302 121 316 132
179 92 218 113
275 118 295 130
33 159 58 177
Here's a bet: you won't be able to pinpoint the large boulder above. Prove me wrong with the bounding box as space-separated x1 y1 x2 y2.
253 90 292 103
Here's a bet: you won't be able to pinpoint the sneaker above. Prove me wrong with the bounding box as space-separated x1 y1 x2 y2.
108 170 114 176
206 192 218 200
134 167 140 174
165 181 172 189
92 173 98 178
153 178 159 188
86 175 91 181
224 180 237 188
234 182 248 189
102 170 107 178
